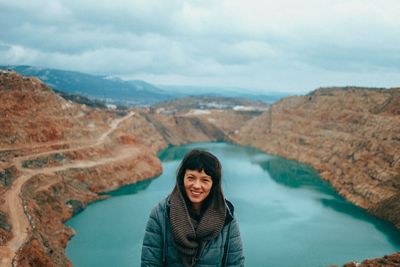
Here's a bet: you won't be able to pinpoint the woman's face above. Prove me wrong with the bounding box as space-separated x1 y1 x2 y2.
183 169 213 209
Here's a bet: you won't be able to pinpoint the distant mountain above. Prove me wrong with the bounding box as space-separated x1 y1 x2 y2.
1 65 292 106
0 65 173 106
158 85 292 103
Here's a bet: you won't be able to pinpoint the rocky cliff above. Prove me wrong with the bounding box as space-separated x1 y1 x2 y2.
339 252 400 266
0 71 164 266
235 87 400 230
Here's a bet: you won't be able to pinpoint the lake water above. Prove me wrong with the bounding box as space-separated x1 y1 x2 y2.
66 142 400 267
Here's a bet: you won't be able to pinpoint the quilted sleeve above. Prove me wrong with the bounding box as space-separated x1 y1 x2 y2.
141 205 164 267
226 218 245 267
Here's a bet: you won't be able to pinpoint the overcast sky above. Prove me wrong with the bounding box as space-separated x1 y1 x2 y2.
1 0 399 93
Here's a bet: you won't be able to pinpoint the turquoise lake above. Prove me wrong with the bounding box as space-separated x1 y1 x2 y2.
66 142 400 266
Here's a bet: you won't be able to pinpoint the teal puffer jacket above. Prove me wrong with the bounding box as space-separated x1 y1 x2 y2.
141 197 245 267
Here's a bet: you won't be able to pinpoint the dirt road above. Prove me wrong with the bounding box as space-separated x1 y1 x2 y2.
0 112 136 266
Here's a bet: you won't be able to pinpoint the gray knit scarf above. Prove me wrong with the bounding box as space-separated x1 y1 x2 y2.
169 185 227 267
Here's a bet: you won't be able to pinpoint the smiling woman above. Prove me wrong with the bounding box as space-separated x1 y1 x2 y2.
141 149 245 267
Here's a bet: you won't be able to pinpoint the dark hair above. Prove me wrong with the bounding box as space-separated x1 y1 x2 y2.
176 149 222 211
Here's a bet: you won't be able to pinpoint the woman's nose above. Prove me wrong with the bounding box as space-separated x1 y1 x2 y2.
192 179 201 188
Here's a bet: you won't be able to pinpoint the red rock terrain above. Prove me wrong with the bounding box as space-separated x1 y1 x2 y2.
0 71 164 266
335 252 400 267
234 87 400 266
235 87 400 231
0 71 399 267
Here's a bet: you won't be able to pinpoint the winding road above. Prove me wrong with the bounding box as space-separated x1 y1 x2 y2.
0 112 135 267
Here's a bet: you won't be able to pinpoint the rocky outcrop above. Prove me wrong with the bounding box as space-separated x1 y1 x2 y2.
140 112 230 145
13 149 162 266
0 72 163 266
235 87 400 229
0 71 115 146
340 252 400 266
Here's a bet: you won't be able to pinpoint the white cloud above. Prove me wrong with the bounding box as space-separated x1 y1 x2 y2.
1 0 400 92
0 43 39 64
216 41 277 64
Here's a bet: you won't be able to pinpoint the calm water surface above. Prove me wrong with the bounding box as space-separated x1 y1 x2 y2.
66 142 400 267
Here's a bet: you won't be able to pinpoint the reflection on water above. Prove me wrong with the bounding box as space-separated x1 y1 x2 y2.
254 152 400 248
257 156 331 190
100 179 154 197
157 145 190 162
66 142 400 267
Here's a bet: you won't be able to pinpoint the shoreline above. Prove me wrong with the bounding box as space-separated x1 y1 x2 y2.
63 141 400 267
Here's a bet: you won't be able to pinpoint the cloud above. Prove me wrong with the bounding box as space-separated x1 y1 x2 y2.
0 42 40 64
0 0 400 92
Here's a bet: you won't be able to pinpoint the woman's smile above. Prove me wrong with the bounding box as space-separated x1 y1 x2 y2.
189 190 203 198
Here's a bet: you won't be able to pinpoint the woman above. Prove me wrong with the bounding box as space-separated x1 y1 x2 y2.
141 149 245 267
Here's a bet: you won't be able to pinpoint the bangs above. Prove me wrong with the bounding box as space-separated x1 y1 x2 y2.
176 149 222 187
183 156 215 178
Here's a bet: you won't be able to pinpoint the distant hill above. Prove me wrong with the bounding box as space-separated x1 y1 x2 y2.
158 85 292 103
1 65 292 106
52 88 110 109
0 65 173 106
153 95 269 114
